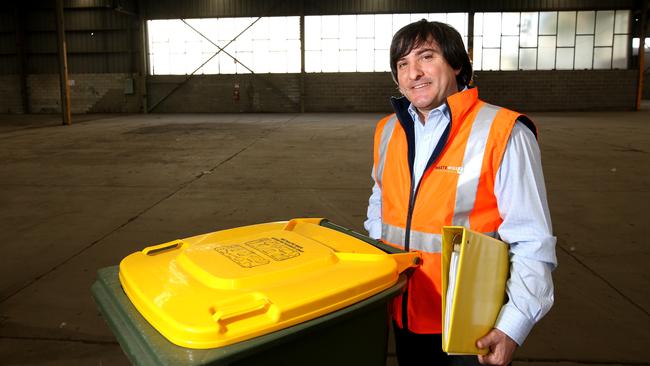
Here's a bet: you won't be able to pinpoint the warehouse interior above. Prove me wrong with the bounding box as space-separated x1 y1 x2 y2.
1 0 649 365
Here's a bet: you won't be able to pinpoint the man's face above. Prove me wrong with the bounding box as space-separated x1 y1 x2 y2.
396 39 461 116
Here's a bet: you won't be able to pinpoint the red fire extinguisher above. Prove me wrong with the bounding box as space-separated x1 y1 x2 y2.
233 81 240 102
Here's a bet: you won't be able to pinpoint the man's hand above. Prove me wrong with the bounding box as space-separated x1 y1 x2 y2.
475 328 517 366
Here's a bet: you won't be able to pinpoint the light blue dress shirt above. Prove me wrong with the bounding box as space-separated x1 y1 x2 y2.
364 101 557 345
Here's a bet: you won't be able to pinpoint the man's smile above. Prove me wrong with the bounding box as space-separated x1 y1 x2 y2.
411 82 432 90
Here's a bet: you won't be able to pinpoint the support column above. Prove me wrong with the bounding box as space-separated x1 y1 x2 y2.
299 6 305 113
16 5 29 114
468 11 474 86
55 0 71 125
137 0 148 113
637 0 648 110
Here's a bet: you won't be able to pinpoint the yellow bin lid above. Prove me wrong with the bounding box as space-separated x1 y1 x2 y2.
119 218 418 349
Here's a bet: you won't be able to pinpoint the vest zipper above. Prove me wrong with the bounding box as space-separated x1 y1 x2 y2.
400 102 453 331
401 176 424 329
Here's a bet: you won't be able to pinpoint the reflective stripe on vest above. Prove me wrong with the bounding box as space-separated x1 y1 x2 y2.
383 222 498 249
452 103 500 227
374 115 398 187
382 222 442 253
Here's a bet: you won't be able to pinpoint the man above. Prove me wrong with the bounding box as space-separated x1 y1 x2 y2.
364 20 557 366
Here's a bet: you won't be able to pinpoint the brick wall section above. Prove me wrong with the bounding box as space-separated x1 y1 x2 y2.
474 70 638 111
0 75 23 113
148 74 301 113
148 70 638 113
26 73 141 113
0 70 641 113
303 72 397 112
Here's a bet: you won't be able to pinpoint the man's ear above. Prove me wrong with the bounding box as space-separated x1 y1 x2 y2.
454 68 461 76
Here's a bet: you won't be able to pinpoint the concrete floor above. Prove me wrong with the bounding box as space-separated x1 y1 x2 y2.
0 111 648 366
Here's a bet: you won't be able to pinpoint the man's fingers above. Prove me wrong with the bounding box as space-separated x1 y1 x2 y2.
476 331 496 349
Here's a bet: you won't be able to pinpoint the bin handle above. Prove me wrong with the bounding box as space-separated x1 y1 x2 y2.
211 295 271 324
142 240 187 256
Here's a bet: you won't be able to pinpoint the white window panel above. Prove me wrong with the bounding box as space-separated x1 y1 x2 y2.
483 13 502 48
305 16 321 51
285 17 300 40
614 10 629 34
269 38 287 52
374 14 393 50
502 12 520 36
268 51 287 73
472 36 483 70
220 52 237 74
152 51 170 74
357 15 374 38
519 48 537 70
339 50 356 72
575 35 594 69
322 38 339 72
339 15 357 50
537 36 556 70
237 18 256 37
235 27 253 52
269 17 287 44
392 14 412 34
321 16 339 39
447 13 467 36
556 48 574 70
253 39 270 73
197 19 222 44
612 34 628 69
557 12 576 47
200 54 220 74
577 11 595 35
593 47 612 69
149 20 170 43
595 11 614 46
235 51 253 73
428 13 447 23
217 18 237 43
539 12 557 35
410 13 428 22
520 12 538 47
357 38 374 72
287 48 301 73
375 49 389 72
186 40 202 64
500 36 519 70
252 17 269 41
483 48 500 71
305 50 321 72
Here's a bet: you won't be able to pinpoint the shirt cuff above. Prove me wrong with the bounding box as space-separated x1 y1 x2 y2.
494 302 535 346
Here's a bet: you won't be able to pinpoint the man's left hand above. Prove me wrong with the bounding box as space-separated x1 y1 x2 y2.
475 328 517 366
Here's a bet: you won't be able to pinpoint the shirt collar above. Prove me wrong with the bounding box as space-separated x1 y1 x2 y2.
406 86 469 126
407 101 450 127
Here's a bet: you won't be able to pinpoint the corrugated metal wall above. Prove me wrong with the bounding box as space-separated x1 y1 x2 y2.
0 0 138 74
145 0 639 19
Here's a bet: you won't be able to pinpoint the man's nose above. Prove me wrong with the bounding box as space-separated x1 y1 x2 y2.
407 62 423 80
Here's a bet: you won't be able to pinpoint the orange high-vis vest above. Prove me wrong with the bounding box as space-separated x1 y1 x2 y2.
373 88 536 334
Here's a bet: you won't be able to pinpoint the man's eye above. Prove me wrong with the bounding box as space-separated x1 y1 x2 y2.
422 54 434 61
397 62 407 69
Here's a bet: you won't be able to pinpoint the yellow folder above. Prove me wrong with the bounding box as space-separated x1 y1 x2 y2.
441 226 509 355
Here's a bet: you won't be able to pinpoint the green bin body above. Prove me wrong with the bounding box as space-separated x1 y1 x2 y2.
92 266 405 366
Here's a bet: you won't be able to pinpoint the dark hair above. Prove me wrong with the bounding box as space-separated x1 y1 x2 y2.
389 19 472 89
